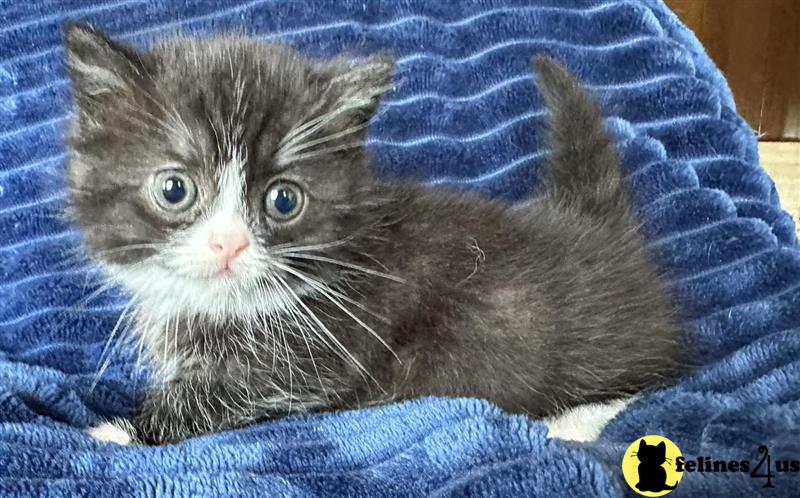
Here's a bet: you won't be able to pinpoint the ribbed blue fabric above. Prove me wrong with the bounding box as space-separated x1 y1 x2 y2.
1 1 798 496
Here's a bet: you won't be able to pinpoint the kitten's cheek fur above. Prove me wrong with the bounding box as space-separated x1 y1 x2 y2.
86 419 136 445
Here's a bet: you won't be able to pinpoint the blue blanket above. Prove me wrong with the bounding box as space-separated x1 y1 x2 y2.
1 0 799 496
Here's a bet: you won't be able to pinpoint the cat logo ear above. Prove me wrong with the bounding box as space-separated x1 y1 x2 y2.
657 441 666 451
638 439 647 451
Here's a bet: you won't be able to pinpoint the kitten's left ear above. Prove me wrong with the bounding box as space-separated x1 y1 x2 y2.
63 21 146 97
322 54 395 122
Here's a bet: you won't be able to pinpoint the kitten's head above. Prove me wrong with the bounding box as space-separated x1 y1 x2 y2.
636 440 667 465
63 23 394 323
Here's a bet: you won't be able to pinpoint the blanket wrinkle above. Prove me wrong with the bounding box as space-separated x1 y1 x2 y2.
1 0 799 496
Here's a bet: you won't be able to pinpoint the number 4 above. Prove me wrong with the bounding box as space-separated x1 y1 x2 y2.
751 445 775 488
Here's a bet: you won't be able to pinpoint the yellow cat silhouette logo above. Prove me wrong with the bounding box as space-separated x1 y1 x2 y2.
621 435 683 496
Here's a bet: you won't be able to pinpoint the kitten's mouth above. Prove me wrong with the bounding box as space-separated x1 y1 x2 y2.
152 260 243 283
216 267 235 278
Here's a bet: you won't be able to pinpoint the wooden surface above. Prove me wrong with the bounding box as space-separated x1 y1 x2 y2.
665 1 799 235
760 142 800 234
666 0 800 141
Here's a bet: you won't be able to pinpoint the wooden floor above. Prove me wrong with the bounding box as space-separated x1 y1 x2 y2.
665 0 799 235
666 0 800 141
760 142 800 234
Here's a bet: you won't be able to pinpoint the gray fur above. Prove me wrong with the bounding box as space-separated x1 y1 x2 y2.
64 23 686 444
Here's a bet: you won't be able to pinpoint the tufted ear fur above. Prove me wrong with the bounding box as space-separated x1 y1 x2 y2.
63 21 147 98
317 54 396 124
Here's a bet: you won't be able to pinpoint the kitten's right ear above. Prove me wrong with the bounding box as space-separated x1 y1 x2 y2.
63 21 145 97
318 54 395 123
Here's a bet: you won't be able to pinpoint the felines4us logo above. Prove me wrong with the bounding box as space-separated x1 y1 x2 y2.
621 435 800 496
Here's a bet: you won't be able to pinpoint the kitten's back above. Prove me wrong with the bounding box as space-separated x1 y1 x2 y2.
387 57 688 415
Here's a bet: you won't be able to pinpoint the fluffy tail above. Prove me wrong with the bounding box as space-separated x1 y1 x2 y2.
532 56 630 219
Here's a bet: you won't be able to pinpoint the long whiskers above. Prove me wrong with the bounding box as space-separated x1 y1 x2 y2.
90 298 137 391
273 261 398 362
278 142 364 165
267 237 354 254
272 272 377 385
276 97 373 167
274 252 406 284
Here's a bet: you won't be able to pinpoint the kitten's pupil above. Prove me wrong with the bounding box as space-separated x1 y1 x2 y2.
162 177 186 204
273 188 296 214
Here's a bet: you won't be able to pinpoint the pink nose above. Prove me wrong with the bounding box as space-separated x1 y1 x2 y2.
209 228 250 268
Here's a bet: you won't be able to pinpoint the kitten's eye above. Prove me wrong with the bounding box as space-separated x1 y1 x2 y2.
150 170 197 213
264 181 304 221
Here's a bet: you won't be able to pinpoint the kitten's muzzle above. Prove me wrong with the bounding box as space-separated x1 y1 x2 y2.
209 226 251 271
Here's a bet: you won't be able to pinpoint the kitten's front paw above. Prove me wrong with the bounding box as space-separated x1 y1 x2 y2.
87 420 135 445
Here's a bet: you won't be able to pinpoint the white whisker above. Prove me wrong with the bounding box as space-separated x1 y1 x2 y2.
278 252 406 284
273 273 375 384
91 299 136 391
280 122 368 157
274 261 399 362
278 142 364 165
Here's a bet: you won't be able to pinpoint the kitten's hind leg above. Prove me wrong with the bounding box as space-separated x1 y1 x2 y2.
544 397 633 442
86 418 135 445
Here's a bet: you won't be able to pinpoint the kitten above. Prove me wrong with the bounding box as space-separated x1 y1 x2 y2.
63 23 686 445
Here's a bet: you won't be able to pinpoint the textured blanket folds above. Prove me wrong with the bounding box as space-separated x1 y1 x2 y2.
1 0 799 496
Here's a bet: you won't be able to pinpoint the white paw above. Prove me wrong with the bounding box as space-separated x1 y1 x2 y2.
544 397 633 442
87 420 134 445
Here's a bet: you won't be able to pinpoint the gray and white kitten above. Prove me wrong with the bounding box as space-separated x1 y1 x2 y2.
63 24 685 445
